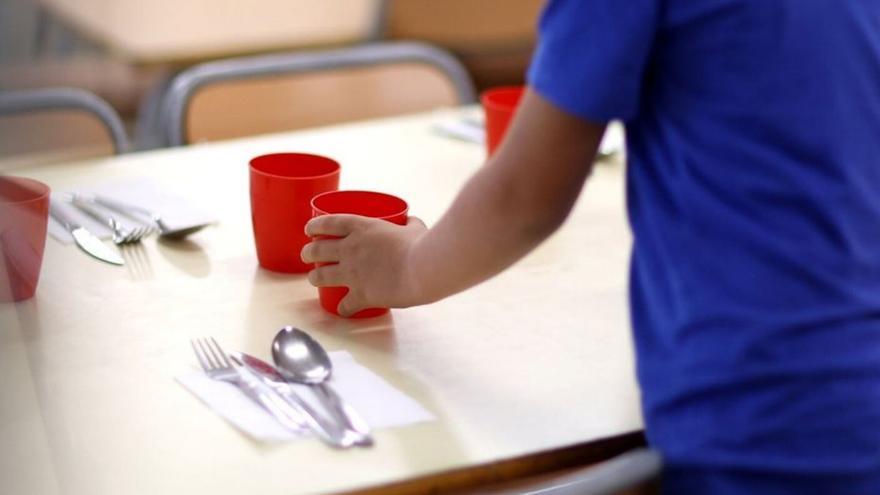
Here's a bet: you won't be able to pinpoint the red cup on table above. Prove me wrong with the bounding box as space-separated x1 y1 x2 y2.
481 85 525 157
0 176 50 302
250 153 340 273
310 190 408 318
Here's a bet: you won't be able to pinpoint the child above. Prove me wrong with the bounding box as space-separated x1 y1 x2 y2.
302 1 880 492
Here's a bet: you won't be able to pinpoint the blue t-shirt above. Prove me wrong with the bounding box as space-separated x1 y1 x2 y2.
528 1 880 492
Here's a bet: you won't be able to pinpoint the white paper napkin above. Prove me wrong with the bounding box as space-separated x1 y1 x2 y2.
430 114 627 157
48 179 216 244
431 117 485 144
176 351 435 443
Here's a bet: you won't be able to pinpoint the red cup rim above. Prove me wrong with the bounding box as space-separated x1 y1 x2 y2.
249 152 341 181
481 86 525 112
0 176 51 205
311 190 408 220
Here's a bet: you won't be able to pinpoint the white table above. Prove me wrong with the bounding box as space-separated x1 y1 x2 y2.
0 108 642 494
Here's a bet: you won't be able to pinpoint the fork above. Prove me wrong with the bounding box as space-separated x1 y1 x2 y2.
107 217 152 245
71 195 153 245
191 338 354 448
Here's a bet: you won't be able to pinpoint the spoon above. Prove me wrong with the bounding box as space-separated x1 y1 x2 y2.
93 194 209 239
271 326 373 446
231 352 355 448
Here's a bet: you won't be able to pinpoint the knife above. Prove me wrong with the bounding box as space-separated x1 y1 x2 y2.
49 201 124 266
231 351 362 448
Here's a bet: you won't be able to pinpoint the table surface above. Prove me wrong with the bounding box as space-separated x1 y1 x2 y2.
0 108 642 495
40 0 382 64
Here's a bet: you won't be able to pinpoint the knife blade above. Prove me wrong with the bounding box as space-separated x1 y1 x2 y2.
235 351 373 447
231 351 361 448
49 201 124 266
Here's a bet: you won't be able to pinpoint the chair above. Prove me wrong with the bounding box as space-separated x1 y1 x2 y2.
380 0 544 90
0 57 171 119
0 87 129 167
155 41 476 147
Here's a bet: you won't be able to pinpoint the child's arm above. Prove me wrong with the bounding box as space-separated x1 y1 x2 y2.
302 88 606 316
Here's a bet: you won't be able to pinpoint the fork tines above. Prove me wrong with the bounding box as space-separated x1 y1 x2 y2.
109 218 153 245
191 337 232 371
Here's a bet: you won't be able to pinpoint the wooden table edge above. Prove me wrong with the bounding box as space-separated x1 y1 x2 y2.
333 430 647 495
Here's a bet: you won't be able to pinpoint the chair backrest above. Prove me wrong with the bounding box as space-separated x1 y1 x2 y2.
158 41 476 146
0 88 129 166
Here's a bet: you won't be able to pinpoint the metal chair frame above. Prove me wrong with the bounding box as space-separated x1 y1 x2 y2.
0 87 129 154
157 41 477 147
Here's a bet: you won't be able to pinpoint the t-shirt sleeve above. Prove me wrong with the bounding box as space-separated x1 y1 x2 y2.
527 0 659 123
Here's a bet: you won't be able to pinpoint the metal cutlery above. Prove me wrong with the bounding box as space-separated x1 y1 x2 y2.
191 337 354 448
431 118 484 144
233 351 370 448
49 200 124 266
93 194 208 239
271 326 373 446
432 114 624 159
191 337 307 434
71 195 153 245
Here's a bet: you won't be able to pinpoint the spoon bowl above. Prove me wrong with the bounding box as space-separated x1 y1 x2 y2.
271 326 373 446
271 326 332 384
154 217 208 239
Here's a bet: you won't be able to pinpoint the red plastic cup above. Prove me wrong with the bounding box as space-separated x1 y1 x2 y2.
310 190 408 318
0 176 50 302
481 85 525 157
250 153 340 273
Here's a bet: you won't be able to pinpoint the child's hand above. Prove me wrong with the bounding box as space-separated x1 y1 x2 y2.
301 214 428 317
301 89 602 315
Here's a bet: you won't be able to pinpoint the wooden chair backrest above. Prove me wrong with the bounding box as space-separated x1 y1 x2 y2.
0 110 116 168
185 62 460 143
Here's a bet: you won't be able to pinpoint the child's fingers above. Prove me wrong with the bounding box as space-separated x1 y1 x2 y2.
301 239 343 264
305 214 371 237
307 264 346 287
337 293 366 318
406 216 427 229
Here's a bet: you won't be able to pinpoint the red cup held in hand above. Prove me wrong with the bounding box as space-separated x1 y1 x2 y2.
250 153 340 273
310 190 408 318
0 176 50 302
481 85 525 157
